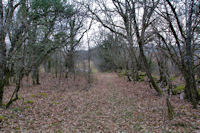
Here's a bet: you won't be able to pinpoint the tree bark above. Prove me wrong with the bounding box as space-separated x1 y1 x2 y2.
184 73 199 108
139 44 162 95
32 66 40 85
0 0 6 106
6 73 23 108
0 78 4 106
184 0 199 108
158 56 168 87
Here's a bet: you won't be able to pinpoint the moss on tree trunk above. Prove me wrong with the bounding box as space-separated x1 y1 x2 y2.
139 44 162 95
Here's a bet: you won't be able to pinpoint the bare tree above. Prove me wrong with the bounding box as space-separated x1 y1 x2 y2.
61 3 92 79
84 0 162 95
0 0 22 106
0 0 75 107
128 0 162 95
154 0 200 107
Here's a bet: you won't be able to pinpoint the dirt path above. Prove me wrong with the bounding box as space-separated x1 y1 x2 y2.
0 73 199 132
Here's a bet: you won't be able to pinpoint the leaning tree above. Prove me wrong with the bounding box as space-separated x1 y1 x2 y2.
153 0 200 108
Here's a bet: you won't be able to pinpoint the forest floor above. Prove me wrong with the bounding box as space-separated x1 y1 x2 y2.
0 72 200 132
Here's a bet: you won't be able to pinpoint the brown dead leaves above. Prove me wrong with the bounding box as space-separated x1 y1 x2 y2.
0 72 199 132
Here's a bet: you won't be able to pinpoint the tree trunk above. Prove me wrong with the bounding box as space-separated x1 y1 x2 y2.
166 75 174 120
184 73 199 108
128 41 140 81
69 52 75 73
158 57 168 87
167 97 174 120
0 52 6 106
184 0 199 108
139 44 162 95
65 71 68 78
32 67 40 85
6 74 23 108
0 0 6 106
0 81 4 106
44 60 51 73
88 37 91 86
130 56 140 81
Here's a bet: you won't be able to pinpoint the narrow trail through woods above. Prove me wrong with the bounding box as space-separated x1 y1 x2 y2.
0 73 199 132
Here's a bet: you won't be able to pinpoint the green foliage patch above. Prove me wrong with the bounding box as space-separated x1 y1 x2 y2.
52 101 61 105
12 107 23 113
198 88 200 95
138 71 146 82
172 85 185 95
25 100 34 104
119 70 129 77
0 115 5 122
31 94 37 98
24 106 31 109
39 92 48 98
170 76 175 81
152 76 158 82
173 122 186 127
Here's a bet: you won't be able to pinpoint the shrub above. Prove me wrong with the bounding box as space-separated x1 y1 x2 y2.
172 85 185 95
25 100 34 104
152 75 158 82
0 115 5 122
39 92 48 98
138 71 146 82
170 76 175 81
198 88 200 95
118 70 129 77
